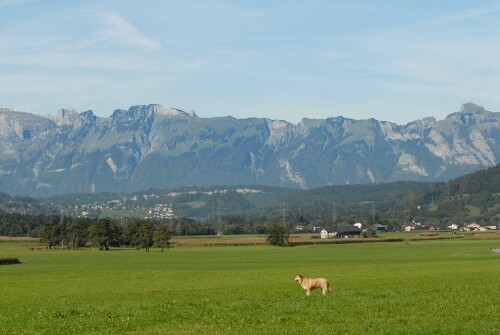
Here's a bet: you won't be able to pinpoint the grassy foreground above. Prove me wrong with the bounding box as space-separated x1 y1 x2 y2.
1 239 499 334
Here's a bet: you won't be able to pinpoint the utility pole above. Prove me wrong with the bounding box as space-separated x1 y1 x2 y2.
372 204 375 224
282 199 286 227
332 202 336 227
217 198 222 233
281 187 286 227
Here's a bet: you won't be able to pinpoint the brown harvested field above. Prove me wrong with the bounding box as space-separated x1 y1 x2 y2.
464 232 500 240
171 235 268 246
170 234 334 246
1 231 498 248
0 236 40 243
170 234 353 247
170 233 478 247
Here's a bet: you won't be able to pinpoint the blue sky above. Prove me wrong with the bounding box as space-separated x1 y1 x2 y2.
1 1 499 124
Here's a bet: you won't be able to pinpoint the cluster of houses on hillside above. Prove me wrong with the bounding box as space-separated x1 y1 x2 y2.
146 204 174 220
59 199 175 220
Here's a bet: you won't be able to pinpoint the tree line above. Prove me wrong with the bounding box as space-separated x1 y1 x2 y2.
35 214 305 250
38 216 177 251
0 213 55 237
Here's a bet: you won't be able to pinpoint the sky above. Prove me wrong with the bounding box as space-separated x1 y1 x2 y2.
0 0 499 125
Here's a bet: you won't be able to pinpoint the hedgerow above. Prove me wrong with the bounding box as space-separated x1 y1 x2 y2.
0 257 21 265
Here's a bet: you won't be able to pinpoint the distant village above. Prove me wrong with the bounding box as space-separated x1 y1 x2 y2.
55 188 262 221
58 194 175 220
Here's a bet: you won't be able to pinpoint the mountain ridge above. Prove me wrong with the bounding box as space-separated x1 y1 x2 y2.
0 103 499 197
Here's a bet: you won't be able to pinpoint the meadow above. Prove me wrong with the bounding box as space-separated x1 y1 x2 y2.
1 238 499 334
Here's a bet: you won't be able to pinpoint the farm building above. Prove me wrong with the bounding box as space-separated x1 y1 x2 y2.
320 229 337 239
372 224 388 232
335 226 362 238
466 223 481 231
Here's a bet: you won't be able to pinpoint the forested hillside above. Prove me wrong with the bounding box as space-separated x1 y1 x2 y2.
0 164 498 237
407 164 500 222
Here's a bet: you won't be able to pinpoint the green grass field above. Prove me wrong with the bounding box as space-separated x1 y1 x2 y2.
1 239 499 334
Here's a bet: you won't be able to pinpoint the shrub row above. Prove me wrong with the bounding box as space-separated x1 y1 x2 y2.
0 257 21 265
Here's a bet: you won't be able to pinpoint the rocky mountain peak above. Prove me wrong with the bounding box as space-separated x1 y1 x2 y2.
149 104 194 117
442 102 495 127
110 104 196 122
54 109 78 126
459 102 484 114
51 109 97 130
404 116 437 131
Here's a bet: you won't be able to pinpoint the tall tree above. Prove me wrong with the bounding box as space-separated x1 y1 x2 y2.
153 224 173 252
67 219 91 249
126 219 153 251
265 224 289 246
40 218 62 249
137 220 153 252
88 218 122 250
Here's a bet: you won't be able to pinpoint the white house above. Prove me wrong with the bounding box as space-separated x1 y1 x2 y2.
447 224 458 230
354 223 363 229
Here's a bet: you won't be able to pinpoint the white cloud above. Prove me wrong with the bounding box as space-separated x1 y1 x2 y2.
0 9 163 71
97 12 160 50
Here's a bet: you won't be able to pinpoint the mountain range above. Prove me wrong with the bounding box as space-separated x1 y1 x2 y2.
1 102 499 197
